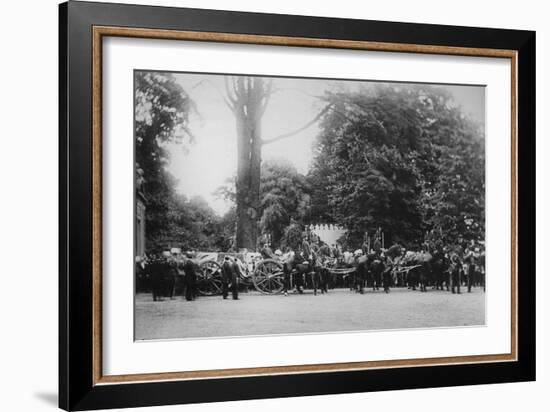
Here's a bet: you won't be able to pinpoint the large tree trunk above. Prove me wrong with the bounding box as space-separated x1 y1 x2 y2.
224 76 324 251
235 104 262 250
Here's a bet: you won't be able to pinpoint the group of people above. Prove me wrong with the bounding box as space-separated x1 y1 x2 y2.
136 232 485 302
258 236 392 295
259 233 486 296
136 250 243 302
135 251 200 302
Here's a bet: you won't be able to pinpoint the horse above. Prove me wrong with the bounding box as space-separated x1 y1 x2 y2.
401 251 432 292
431 249 450 290
366 253 385 291
282 250 310 295
354 254 369 294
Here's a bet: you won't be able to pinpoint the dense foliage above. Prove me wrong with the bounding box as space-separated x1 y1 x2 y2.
135 72 230 252
138 74 484 254
259 159 311 246
308 84 484 249
213 160 311 250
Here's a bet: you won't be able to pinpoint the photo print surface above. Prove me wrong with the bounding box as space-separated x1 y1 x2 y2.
133 71 486 341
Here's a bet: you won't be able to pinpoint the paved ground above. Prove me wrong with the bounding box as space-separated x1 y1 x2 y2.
135 287 485 340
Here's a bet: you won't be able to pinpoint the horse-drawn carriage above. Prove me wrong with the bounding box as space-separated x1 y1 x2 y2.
195 252 362 296
195 252 286 296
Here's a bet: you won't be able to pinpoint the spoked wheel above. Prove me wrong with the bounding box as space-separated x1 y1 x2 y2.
253 259 284 294
197 260 223 296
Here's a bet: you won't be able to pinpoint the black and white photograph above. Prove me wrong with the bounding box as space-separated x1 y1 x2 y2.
134 71 486 341
0 0 542 410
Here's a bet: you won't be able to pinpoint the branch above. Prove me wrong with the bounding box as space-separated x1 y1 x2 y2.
259 80 274 116
194 78 235 112
223 76 237 107
262 104 333 145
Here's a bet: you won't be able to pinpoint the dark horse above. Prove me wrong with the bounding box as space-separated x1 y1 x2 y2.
282 252 309 295
366 253 385 291
431 249 450 290
403 252 432 292
283 240 329 295
353 254 369 294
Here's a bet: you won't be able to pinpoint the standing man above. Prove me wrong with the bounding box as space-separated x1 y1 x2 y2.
318 242 332 292
222 256 239 300
295 239 312 293
362 232 370 255
330 243 339 259
479 247 486 292
449 248 462 294
464 243 477 293
182 251 198 301
369 238 384 291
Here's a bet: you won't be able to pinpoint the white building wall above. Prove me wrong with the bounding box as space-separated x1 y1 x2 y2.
309 224 347 246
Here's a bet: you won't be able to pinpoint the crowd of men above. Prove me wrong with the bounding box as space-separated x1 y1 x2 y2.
136 229 485 302
135 250 243 302
135 251 200 301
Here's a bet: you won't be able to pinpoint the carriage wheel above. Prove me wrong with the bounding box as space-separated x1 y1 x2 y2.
197 260 223 296
253 259 284 294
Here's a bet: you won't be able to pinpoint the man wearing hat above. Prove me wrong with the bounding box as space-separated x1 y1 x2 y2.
182 251 198 301
464 243 477 293
449 249 462 294
221 256 239 300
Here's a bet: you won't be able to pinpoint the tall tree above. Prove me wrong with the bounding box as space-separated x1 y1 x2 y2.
223 76 273 250
310 84 484 249
135 72 193 251
223 76 331 250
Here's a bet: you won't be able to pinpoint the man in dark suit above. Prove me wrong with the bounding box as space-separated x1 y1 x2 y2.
222 256 239 300
182 252 198 301
464 244 477 293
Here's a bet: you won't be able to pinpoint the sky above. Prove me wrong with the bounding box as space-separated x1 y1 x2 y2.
164 73 485 216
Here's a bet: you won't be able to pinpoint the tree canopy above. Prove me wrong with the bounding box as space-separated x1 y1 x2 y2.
137 74 484 254
308 84 484 249
135 72 218 252
259 159 311 246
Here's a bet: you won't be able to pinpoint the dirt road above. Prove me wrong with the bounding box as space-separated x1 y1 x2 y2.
135 287 485 340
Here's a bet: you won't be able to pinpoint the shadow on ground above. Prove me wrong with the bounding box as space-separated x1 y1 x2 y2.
34 392 58 407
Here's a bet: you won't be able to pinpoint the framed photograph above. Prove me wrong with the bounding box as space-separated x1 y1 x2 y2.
59 1 535 410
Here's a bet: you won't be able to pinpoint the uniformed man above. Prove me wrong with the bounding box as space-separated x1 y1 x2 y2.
317 242 332 292
369 239 384 291
282 249 294 296
330 243 339 260
479 248 486 292
296 239 312 293
449 249 462 294
464 244 477 293
362 233 370 256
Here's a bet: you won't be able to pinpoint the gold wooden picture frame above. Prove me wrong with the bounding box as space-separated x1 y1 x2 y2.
59 2 534 410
